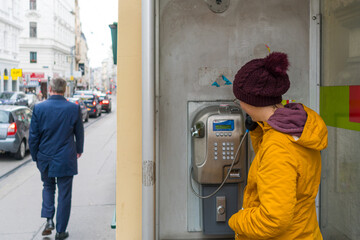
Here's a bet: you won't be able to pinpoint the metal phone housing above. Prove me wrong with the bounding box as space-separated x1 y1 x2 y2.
190 103 246 184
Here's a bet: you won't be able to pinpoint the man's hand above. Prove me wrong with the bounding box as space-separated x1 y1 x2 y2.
77 153 82 159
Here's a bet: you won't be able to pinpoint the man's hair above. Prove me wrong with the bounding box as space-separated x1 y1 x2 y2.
50 78 67 93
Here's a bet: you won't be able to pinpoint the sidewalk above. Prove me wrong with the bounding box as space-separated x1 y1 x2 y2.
0 110 116 240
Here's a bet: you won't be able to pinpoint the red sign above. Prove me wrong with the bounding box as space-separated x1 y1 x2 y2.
349 86 360 123
22 72 45 78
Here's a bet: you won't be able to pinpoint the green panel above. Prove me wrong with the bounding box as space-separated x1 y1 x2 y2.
109 22 117 65
320 86 360 131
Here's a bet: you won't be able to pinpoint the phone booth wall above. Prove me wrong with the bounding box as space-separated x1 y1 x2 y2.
157 0 311 239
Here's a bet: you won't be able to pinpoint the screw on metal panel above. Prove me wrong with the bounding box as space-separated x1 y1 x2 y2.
312 16 317 20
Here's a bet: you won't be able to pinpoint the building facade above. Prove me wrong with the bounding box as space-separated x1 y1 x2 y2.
0 0 22 92
19 0 75 97
77 32 90 89
101 47 116 93
91 66 102 90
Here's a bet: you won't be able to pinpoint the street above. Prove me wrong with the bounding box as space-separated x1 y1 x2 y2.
0 101 116 240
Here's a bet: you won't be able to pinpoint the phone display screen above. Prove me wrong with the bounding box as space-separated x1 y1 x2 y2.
214 124 232 130
213 120 234 131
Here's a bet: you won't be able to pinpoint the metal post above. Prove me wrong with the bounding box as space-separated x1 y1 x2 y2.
142 0 155 239
16 77 20 92
70 46 75 97
0 69 4 92
309 0 321 223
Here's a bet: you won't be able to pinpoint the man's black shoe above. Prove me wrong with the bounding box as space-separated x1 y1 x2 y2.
42 218 55 236
55 232 69 240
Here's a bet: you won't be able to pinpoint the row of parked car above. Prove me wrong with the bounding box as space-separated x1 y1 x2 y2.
70 90 112 122
0 91 38 110
0 90 112 160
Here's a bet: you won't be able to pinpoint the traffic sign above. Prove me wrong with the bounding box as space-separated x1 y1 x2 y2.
11 69 22 78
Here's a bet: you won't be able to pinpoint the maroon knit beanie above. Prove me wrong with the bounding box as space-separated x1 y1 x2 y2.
233 52 290 107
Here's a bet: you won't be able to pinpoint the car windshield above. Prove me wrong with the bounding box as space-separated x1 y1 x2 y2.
0 92 15 100
75 91 93 96
73 95 94 103
68 98 80 104
0 111 10 123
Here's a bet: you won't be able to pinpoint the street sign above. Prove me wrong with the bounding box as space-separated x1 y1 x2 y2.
11 69 22 78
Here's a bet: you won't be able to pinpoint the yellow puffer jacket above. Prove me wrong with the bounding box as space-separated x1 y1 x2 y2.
228 105 328 240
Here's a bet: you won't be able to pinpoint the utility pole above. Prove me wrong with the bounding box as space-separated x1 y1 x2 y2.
70 45 75 97
74 0 81 91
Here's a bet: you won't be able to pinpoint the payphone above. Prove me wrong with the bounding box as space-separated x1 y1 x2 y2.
189 103 247 235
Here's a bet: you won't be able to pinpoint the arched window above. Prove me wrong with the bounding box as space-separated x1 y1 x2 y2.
4 69 9 80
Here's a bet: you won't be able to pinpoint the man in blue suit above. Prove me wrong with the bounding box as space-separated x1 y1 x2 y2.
29 77 84 240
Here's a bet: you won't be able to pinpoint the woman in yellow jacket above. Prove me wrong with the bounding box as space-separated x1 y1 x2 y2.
229 52 328 240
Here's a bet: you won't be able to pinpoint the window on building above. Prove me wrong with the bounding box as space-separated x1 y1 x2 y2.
4 69 9 80
30 52 37 63
30 22 37 38
4 31 8 49
30 0 36 10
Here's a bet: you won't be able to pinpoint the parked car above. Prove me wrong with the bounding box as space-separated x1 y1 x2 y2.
25 93 38 110
0 105 32 159
98 93 112 113
67 97 89 122
0 92 29 107
73 94 102 118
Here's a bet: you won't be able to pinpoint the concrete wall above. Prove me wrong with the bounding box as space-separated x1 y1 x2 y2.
158 0 310 239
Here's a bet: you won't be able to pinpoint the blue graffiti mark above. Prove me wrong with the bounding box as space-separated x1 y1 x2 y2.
222 75 232 85
211 81 220 87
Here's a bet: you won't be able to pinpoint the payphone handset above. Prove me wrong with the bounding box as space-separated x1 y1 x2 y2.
190 104 247 192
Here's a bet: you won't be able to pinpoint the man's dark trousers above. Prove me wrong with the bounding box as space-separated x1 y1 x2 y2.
41 169 73 233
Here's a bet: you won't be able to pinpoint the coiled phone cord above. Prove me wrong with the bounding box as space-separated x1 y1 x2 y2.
189 129 249 199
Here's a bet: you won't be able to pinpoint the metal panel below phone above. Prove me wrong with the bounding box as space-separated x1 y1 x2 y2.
202 183 238 235
216 196 226 222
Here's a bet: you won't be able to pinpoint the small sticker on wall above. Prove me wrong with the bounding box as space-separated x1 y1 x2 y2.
282 99 296 105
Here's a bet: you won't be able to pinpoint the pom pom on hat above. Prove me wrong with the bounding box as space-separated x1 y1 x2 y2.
233 52 290 107
264 52 289 76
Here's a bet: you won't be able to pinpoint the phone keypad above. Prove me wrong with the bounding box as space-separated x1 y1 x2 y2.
213 141 235 160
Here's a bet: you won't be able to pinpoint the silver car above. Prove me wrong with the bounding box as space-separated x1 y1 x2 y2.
0 105 32 159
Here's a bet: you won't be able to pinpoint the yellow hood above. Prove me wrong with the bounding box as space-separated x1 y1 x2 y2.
295 105 328 151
